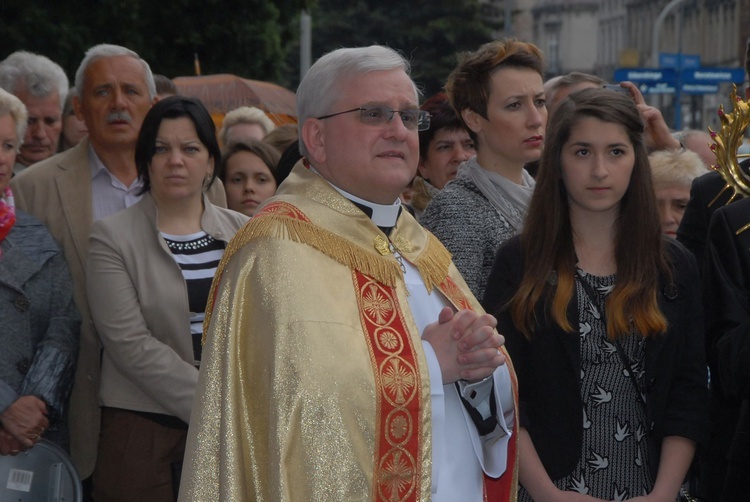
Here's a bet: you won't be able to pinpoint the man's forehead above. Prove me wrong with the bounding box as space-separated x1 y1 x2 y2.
84 55 147 87
16 88 61 111
339 70 418 105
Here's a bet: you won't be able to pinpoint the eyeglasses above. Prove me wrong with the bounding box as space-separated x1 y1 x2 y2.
316 105 431 131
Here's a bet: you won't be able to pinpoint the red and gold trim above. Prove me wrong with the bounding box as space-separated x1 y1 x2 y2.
438 276 474 311
354 271 424 502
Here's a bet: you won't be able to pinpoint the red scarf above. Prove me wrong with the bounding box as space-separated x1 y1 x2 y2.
0 186 16 258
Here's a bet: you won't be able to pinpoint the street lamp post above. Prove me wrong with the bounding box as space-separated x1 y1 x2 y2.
505 0 513 36
651 0 690 129
650 0 690 68
300 9 312 80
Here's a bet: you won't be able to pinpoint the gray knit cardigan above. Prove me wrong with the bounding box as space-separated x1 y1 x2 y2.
420 170 520 301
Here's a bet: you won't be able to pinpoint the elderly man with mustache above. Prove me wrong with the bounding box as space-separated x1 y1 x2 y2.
10 44 226 500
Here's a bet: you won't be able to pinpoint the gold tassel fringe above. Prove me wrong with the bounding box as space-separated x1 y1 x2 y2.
413 233 453 293
204 215 403 341
205 215 453 341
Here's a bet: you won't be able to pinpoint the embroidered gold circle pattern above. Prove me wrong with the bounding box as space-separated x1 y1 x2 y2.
355 275 420 502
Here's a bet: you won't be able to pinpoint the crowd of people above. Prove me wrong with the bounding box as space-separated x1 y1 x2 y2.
0 36 747 502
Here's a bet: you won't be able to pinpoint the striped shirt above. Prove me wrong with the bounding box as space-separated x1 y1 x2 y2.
161 231 225 363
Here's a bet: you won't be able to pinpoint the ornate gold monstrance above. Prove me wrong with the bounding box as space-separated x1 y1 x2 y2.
707 85 750 234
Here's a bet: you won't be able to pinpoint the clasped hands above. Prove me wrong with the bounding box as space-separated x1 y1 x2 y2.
0 396 49 456
422 307 506 384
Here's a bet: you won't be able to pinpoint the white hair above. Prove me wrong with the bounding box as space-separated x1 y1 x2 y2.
0 87 29 149
74 44 156 100
0 51 69 110
296 45 418 157
649 148 708 187
219 106 276 145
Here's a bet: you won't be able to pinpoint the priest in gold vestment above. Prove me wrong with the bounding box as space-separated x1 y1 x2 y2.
179 45 519 502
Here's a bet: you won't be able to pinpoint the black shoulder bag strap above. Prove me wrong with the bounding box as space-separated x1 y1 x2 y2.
575 271 646 407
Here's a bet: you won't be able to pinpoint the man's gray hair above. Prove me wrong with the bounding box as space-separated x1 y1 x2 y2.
296 45 417 157
0 87 29 149
74 44 156 100
0 51 69 110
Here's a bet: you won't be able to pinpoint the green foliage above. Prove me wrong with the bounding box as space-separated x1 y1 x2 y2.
1 0 494 98
1 0 300 85
306 0 496 97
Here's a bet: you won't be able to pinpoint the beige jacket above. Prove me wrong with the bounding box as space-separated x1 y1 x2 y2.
10 138 228 477
87 192 247 421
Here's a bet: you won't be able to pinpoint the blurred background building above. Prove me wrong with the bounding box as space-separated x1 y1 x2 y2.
485 0 750 130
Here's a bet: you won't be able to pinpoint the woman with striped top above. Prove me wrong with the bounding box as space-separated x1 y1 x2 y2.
86 96 248 501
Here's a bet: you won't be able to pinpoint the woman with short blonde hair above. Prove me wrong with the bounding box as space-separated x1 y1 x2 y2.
648 148 707 237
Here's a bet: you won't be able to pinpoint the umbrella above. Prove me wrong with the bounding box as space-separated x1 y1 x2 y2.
173 74 297 126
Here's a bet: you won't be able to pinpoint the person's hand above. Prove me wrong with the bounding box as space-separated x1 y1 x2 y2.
624 495 674 502
527 485 609 502
548 491 608 502
636 104 681 151
454 311 506 382
619 81 681 151
422 308 505 384
0 427 27 456
619 80 646 106
0 396 49 449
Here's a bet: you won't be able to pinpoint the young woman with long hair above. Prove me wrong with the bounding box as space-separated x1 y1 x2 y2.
482 88 708 501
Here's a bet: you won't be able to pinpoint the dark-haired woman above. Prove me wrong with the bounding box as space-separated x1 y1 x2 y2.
482 88 708 501
87 96 248 501
409 92 475 219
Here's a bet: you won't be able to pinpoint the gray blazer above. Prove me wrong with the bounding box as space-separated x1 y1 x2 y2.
0 211 80 450
87 193 247 422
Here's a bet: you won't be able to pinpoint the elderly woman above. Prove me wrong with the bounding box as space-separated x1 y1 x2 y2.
0 88 80 456
648 148 708 238
218 106 275 146
86 96 248 501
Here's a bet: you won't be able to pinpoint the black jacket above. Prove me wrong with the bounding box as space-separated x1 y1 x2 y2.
703 196 750 500
677 159 750 269
482 237 709 481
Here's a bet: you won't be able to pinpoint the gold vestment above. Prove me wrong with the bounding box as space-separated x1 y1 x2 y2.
179 165 518 501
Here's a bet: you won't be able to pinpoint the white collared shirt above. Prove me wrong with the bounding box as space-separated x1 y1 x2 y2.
89 144 143 221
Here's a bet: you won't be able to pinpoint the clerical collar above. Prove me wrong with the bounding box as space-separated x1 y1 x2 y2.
310 167 401 228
